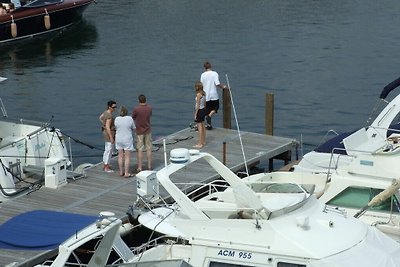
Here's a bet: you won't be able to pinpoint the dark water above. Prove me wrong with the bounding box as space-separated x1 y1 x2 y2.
1 0 400 166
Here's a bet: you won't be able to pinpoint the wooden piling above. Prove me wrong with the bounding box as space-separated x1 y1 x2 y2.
265 93 274 135
223 141 227 165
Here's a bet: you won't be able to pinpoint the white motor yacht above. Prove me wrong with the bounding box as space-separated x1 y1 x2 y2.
294 76 400 177
0 78 71 202
36 148 400 267
252 168 400 242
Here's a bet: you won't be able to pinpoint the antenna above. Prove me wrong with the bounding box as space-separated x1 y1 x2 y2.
225 74 249 176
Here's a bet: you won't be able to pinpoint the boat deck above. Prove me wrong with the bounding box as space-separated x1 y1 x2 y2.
0 127 297 267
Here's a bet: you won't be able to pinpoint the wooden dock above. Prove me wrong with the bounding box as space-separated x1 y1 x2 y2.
0 127 297 267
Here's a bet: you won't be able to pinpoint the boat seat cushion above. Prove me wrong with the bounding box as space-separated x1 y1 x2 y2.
0 210 97 250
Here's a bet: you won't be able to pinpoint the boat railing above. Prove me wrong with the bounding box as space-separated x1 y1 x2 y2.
127 235 182 257
326 147 347 173
0 117 48 126
321 124 400 173
0 97 7 118
326 124 399 169
25 124 50 139
0 117 52 128
176 180 314 220
0 135 26 150
317 129 340 147
0 125 51 151
22 0 63 8
326 146 377 178
384 125 400 135
175 180 229 202
267 183 315 219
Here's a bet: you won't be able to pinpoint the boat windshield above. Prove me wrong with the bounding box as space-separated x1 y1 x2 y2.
23 0 63 8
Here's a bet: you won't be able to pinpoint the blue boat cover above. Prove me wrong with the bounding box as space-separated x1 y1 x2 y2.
380 76 400 99
0 210 97 250
314 123 400 155
314 132 351 155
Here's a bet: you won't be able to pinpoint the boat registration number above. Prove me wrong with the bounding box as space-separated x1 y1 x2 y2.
217 249 252 259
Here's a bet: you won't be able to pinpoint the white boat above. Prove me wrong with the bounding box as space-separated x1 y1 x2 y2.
37 148 400 267
294 76 400 177
287 77 400 240
0 78 71 202
249 169 400 242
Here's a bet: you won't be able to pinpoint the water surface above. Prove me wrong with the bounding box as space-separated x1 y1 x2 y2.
1 0 400 165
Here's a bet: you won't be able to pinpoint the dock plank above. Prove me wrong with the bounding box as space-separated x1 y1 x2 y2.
0 127 297 267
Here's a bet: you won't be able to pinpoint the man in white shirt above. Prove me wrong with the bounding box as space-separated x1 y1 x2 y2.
200 62 227 130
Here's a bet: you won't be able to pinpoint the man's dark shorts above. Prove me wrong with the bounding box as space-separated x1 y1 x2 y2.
205 100 219 115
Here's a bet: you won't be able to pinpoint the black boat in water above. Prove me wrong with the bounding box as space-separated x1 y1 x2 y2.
0 0 94 44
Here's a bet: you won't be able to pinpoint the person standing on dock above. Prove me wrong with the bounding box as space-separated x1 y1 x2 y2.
132 94 152 172
115 106 136 177
99 100 117 173
193 81 206 148
200 61 228 130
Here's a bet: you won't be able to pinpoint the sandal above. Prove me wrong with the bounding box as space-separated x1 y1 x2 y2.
193 144 203 148
124 173 135 178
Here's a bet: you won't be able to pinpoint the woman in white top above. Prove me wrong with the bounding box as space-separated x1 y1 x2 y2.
114 106 136 177
193 81 206 148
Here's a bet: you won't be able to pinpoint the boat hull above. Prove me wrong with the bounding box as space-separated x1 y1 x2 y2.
0 0 93 44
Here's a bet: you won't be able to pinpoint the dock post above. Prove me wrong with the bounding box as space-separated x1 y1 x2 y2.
223 88 231 129
265 93 274 171
223 141 227 165
265 93 274 136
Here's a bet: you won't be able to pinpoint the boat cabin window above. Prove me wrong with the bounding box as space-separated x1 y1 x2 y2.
208 261 306 267
277 263 306 267
327 187 400 213
209 261 254 267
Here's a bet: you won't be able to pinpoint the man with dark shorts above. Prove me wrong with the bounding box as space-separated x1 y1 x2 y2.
200 61 228 130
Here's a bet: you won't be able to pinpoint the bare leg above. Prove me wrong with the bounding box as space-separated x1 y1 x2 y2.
147 148 152 170
197 122 203 145
200 122 206 145
124 150 131 176
137 150 143 171
117 149 124 176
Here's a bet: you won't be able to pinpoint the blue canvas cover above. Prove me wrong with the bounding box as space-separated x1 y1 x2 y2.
314 123 400 155
0 210 97 250
314 132 351 155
